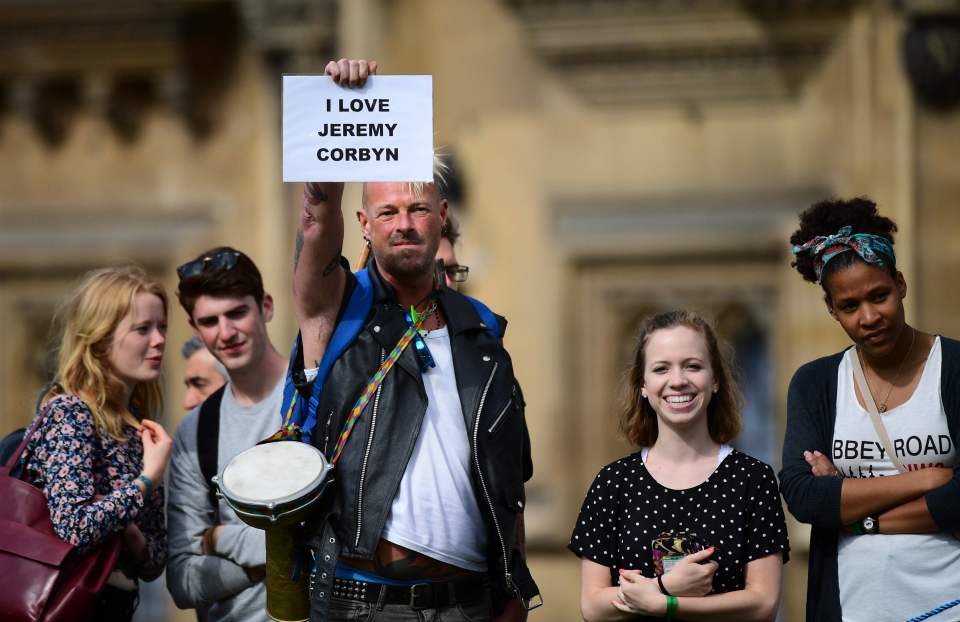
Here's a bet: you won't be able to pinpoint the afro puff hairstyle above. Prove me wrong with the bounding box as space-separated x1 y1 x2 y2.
790 197 898 286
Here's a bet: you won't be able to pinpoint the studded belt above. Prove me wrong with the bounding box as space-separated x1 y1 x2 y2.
330 576 487 609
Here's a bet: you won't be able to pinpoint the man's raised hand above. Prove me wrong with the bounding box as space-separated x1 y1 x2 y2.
325 58 378 87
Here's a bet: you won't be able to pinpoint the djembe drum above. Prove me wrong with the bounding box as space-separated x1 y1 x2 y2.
213 441 333 622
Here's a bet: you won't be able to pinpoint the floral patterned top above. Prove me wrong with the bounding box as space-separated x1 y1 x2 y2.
17 394 166 578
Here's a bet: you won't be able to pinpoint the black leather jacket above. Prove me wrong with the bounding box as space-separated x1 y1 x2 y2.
300 264 539 620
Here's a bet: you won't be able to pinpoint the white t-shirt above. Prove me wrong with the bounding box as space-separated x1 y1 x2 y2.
834 338 960 622
381 326 488 571
640 444 733 468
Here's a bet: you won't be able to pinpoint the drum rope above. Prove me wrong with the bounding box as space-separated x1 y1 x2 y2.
258 397 306 443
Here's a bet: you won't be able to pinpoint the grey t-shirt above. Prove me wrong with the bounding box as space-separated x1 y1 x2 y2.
166 378 284 622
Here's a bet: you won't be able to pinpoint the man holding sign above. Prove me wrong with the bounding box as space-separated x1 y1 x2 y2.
287 59 539 622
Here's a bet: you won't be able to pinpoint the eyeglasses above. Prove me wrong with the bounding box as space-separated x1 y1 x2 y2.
177 250 241 280
445 264 469 283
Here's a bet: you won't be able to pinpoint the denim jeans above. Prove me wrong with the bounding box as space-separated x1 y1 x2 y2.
326 587 492 622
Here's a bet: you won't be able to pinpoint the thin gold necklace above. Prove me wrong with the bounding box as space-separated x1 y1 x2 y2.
858 327 916 413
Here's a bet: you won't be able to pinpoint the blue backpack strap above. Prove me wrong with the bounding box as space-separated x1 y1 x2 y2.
279 269 374 443
466 296 502 338
279 276 500 442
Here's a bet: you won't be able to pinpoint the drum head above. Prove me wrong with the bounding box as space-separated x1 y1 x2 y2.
219 441 330 508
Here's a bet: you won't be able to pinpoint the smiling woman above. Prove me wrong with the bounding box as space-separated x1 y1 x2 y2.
781 198 960 622
570 310 789 622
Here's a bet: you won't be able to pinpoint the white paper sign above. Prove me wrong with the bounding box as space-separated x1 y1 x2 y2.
282 75 433 182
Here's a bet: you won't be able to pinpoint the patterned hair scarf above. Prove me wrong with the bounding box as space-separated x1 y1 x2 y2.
791 225 896 283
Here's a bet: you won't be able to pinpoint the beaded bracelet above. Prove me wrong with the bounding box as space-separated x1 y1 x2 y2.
137 473 153 498
665 595 679 619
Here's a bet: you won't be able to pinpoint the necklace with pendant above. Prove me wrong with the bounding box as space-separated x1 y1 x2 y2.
859 327 916 413
407 300 439 373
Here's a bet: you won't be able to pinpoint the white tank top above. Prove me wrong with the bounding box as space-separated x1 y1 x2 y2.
833 337 960 621
381 326 488 571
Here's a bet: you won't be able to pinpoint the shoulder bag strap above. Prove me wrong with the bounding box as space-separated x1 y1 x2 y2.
3 397 59 472
850 350 908 474
197 385 227 514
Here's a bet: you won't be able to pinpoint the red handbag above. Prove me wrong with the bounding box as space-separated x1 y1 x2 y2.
0 404 122 622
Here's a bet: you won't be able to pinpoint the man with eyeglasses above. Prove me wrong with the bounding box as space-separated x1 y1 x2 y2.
436 211 469 290
166 246 288 622
288 59 539 622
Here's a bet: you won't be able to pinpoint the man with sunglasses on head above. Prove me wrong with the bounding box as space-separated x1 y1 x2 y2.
289 59 539 622
166 246 288 622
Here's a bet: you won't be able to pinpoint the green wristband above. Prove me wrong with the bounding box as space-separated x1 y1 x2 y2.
665 595 679 619
137 474 153 498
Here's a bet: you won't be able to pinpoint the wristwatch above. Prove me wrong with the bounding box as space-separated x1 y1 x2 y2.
861 516 879 535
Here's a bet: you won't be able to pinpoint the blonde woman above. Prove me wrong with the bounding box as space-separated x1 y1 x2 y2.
18 266 173 621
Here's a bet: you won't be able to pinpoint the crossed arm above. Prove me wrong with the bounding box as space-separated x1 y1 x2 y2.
803 450 951 532
780 365 958 534
166 422 263 608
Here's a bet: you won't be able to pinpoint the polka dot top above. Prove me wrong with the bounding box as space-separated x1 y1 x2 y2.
569 449 789 616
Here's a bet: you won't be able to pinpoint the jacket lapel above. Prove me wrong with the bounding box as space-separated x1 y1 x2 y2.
442 289 499 433
367 303 422 381
365 263 427 382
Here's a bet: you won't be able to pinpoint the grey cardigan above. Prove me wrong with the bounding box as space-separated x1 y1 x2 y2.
779 336 960 622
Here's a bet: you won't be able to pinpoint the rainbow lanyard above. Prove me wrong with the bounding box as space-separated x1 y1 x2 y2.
265 303 436 459
329 302 435 464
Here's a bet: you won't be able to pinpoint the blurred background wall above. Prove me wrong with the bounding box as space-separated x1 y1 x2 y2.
2 1 960 620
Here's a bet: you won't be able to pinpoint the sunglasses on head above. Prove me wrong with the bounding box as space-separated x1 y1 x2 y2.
177 250 241 280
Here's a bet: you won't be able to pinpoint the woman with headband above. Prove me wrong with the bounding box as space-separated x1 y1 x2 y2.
780 198 960 622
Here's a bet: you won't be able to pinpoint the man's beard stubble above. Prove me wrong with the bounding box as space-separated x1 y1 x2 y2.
376 240 438 281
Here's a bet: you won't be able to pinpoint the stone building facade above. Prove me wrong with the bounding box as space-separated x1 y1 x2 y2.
2 1 959 620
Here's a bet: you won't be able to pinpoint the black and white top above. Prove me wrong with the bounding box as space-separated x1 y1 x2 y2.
569 449 789 620
833 338 960 622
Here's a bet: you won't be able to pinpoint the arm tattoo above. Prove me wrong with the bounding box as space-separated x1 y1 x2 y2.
305 182 329 204
321 251 341 276
294 227 339 276
293 229 304 270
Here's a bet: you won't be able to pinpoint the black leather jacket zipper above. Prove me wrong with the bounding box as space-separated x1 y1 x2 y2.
355 348 385 547
472 361 515 594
